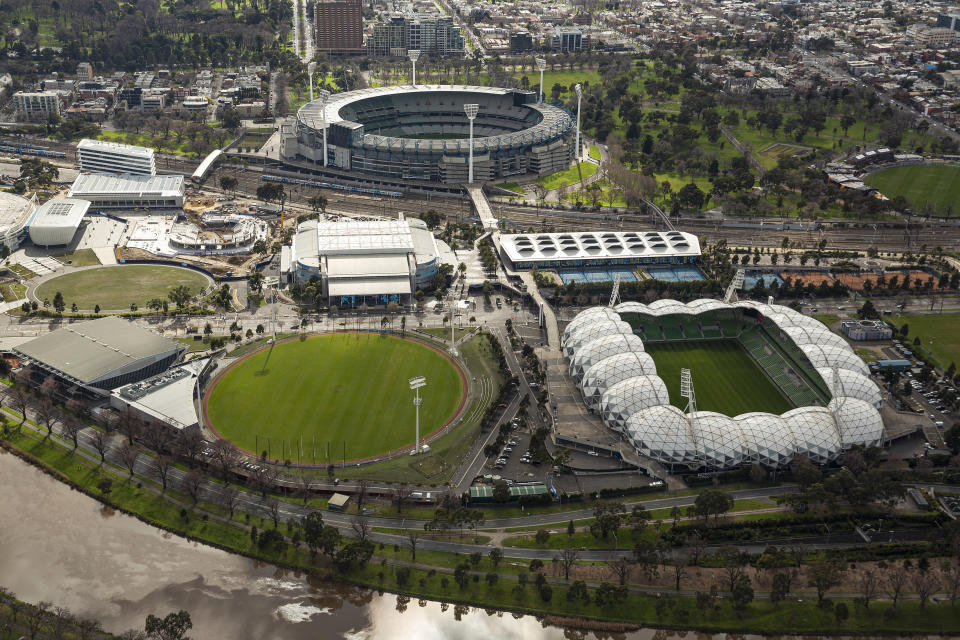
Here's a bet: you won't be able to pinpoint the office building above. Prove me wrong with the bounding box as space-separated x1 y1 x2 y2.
510 31 533 53
77 139 156 176
13 91 61 121
76 62 94 81
936 12 960 32
367 16 464 57
551 26 585 52
315 0 363 53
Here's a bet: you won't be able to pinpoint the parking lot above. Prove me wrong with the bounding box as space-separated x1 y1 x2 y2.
486 424 548 484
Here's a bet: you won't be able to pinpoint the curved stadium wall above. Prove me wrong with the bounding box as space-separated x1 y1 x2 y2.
289 85 576 184
562 300 885 471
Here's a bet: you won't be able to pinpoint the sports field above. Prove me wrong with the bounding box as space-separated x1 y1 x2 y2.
864 165 960 212
884 312 960 369
34 265 209 310
645 340 793 416
204 333 467 463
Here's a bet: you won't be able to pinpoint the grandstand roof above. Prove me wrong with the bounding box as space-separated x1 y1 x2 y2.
14 316 182 385
0 191 35 234
501 231 700 264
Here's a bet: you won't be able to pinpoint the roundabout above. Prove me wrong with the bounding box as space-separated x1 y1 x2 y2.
203 332 469 465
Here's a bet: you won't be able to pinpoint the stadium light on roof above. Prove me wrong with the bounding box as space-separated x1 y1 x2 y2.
409 376 426 455
307 62 317 102
408 49 421 87
464 104 480 184
535 57 546 103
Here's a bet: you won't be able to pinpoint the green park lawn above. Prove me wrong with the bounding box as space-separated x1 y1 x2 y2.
95 130 193 157
204 333 466 463
536 160 598 190
864 165 960 213
514 69 602 95
52 248 101 267
34 265 210 311
884 312 960 369
646 340 793 415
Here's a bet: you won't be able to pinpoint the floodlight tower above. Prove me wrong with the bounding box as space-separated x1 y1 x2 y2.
317 89 330 167
723 268 745 304
608 272 621 308
574 83 583 162
464 103 479 184
307 61 317 102
408 49 421 86
409 376 426 455
680 368 697 414
535 57 547 103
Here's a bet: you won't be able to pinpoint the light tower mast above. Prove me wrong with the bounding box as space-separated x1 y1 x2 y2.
608 272 621 308
535 57 546 103
723 269 745 304
409 376 426 455
680 368 697 414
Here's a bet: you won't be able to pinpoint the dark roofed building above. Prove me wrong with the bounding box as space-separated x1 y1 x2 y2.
14 316 185 394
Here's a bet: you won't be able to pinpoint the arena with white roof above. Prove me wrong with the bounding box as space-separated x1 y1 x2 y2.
499 231 701 270
562 300 885 471
287 217 443 306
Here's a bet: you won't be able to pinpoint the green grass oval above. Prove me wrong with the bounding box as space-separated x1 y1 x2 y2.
35 265 210 311
205 333 466 463
863 164 960 213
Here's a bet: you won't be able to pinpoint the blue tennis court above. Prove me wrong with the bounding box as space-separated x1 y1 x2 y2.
743 273 784 289
558 266 638 285
647 266 705 282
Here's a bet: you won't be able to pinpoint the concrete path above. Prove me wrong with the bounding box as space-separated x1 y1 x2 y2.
93 247 117 265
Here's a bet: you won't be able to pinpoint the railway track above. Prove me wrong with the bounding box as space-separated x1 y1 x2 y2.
5 134 957 253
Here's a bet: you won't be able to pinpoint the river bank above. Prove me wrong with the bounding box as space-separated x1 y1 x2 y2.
4 419 960 637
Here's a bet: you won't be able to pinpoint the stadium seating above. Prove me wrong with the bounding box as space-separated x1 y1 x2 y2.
661 319 684 341
719 315 742 337
680 316 703 340
737 324 832 408
638 317 663 341
620 313 641 331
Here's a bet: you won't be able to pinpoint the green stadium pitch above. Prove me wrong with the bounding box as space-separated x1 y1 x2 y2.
863 164 960 213
645 340 793 416
202 333 468 465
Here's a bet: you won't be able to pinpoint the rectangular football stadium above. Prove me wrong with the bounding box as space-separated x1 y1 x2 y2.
645 340 793 416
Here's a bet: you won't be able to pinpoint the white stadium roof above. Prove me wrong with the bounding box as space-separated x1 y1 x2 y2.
500 230 700 264
0 191 36 236
563 299 884 470
315 220 414 254
568 333 645 383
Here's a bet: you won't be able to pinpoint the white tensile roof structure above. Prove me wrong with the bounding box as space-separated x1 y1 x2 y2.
581 352 658 408
562 318 633 357
562 307 620 344
564 299 884 470
599 375 670 432
569 333 645 383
